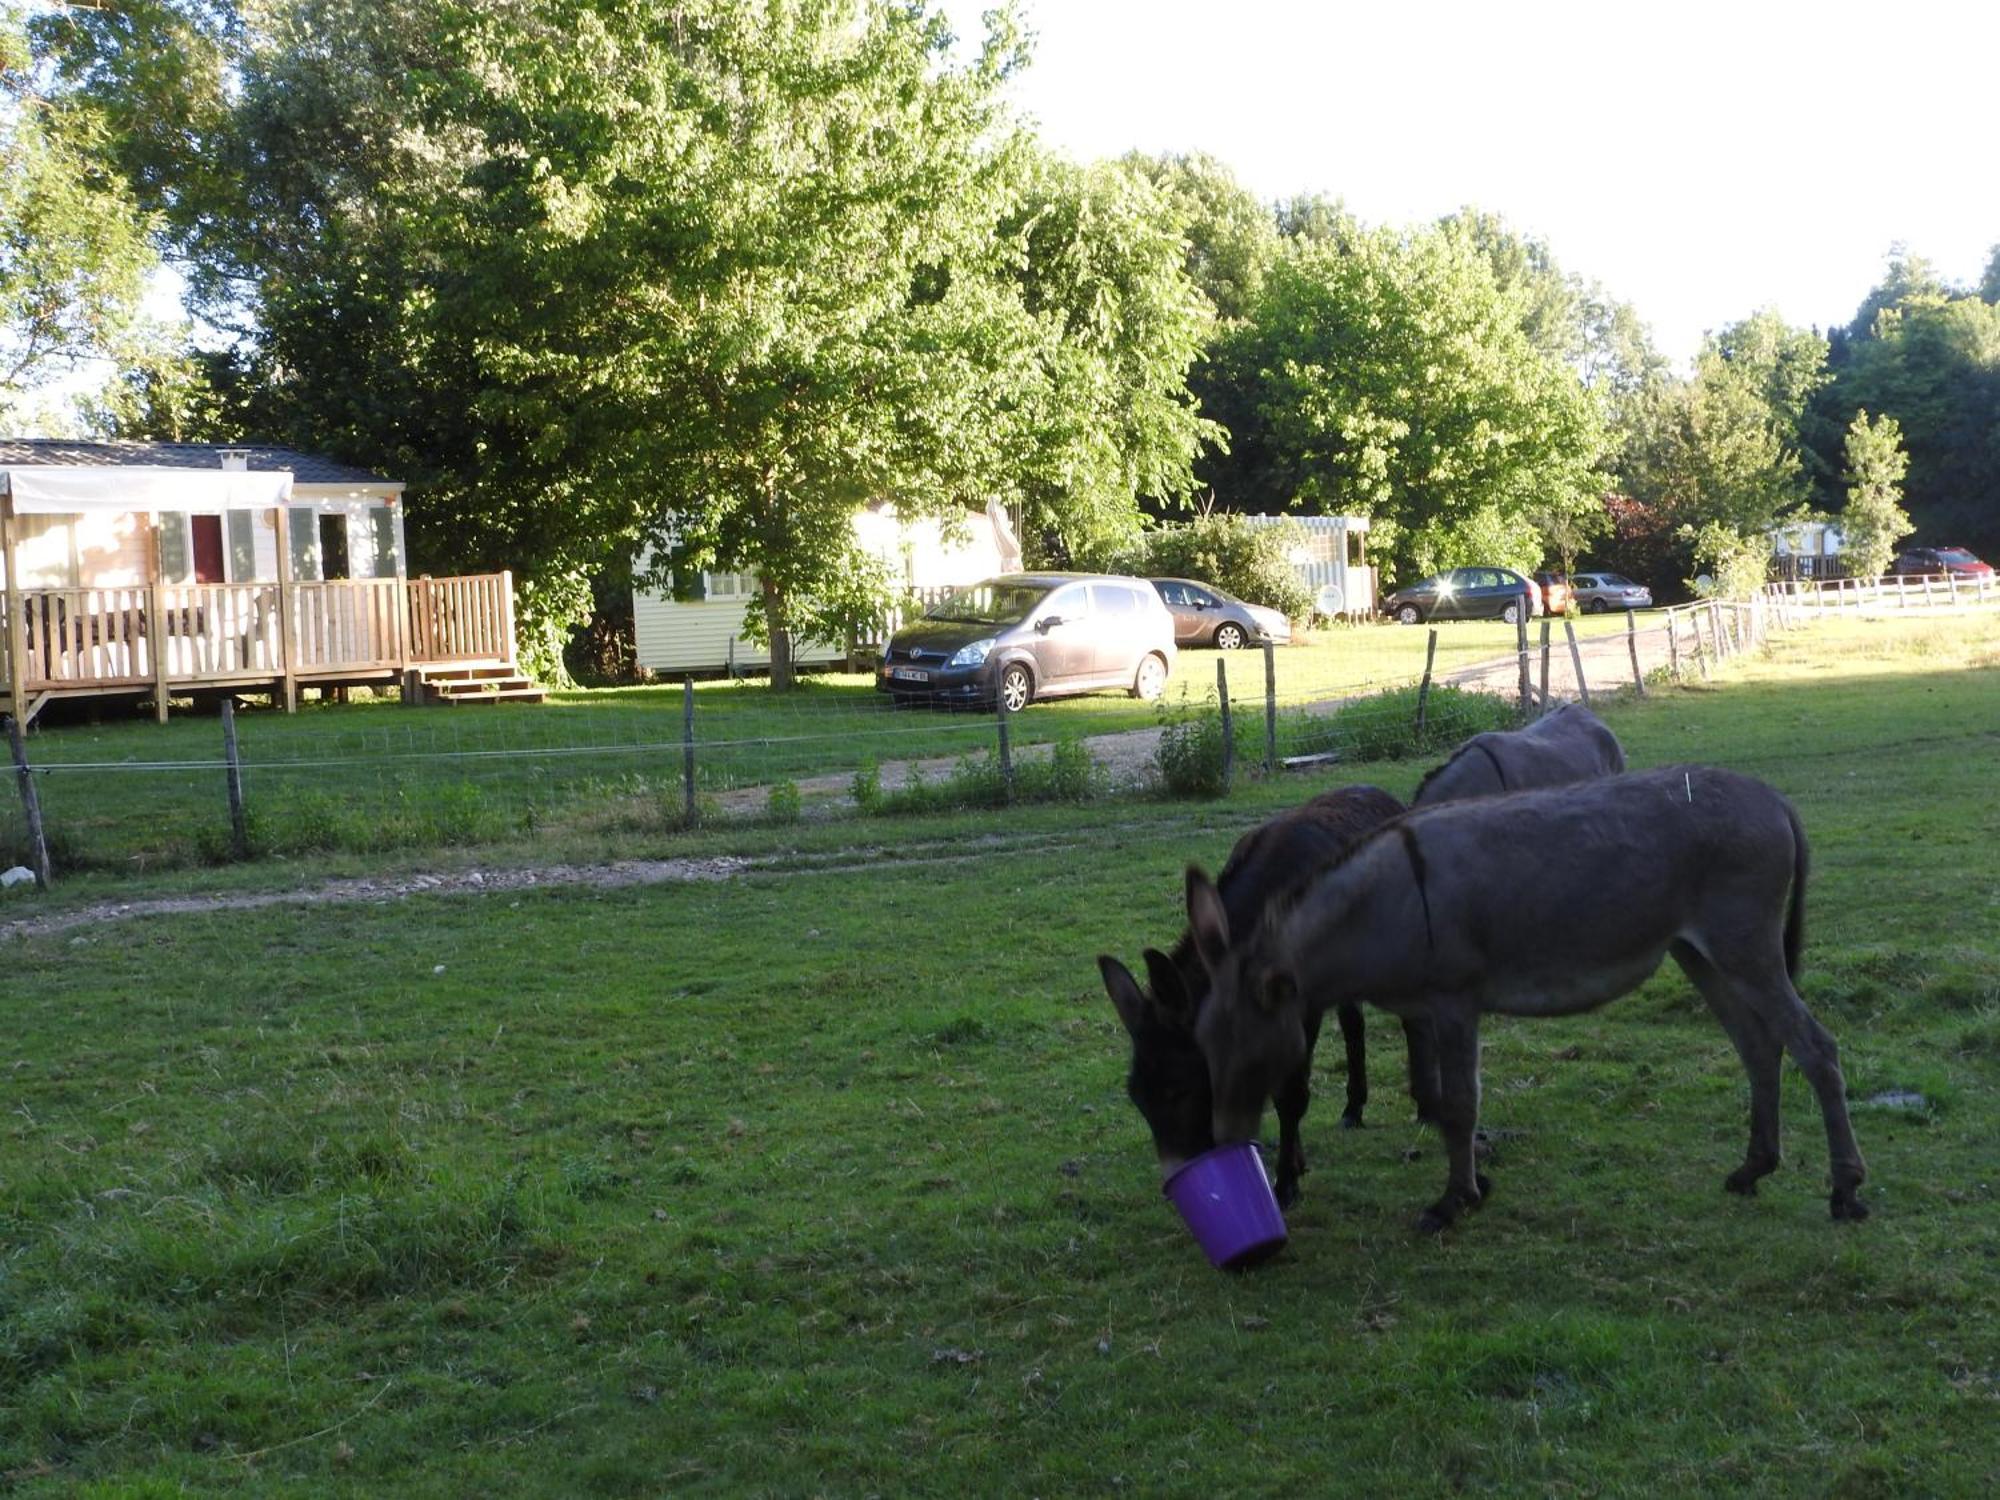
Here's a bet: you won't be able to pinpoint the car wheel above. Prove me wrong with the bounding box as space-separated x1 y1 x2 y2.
1213 622 1245 651
998 662 1033 714
1395 603 1423 626
1585 598 1608 614
1131 653 1168 701
1502 600 1524 625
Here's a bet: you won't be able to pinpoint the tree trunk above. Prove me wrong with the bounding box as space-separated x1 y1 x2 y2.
762 575 795 691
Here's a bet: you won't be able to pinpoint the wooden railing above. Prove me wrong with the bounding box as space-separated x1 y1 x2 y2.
3 572 515 697
408 572 514 665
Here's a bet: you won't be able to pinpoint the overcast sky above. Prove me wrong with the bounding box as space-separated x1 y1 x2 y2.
941 0 1998 368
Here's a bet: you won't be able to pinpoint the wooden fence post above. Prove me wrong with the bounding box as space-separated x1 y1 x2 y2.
1413 628 1438 743
1692 607 1710 679
995 686 1014 803
681 676 696 824
1515 610 1532 717
1216 658 1234 791
1262 640 1277 775
1538 619 1551 711
221 697 249 860
1563 620 1591 709
5 712 50 888
1667 608 1682 682
1625 609 1646 696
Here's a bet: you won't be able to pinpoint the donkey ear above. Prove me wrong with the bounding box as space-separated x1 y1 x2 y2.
1097 955 1150 1038
1257 965 1298 1015
1184 865 1230 974
1141 947 1192 1024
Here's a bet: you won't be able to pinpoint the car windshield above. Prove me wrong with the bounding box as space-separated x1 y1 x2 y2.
1937 548 1979 564
924 582 1048 626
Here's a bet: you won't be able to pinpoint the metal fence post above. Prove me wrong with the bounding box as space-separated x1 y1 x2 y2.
1413 628 1438 743
221 697 249 859
4 713 50 888
995 687 1014 803
1215 658 1234 792
681 676 696 824
1563 619 1591 709
1626 610 1646 696
1262 640 1277 775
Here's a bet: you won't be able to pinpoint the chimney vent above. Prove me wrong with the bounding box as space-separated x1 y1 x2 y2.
217 447 252 471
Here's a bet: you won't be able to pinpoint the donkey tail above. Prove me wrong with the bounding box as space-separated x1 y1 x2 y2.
1783 799 1810 982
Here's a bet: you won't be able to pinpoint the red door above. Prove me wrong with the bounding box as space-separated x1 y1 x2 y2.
190 515 226 583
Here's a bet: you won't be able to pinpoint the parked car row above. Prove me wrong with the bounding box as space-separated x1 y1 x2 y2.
1884 546 1993 580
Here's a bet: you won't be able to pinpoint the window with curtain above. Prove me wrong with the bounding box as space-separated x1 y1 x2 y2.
226 510 257 582
369 508 399 577
288 506 321 581
157 512 193 584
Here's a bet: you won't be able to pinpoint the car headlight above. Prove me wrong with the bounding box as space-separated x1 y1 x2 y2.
947 638 995 669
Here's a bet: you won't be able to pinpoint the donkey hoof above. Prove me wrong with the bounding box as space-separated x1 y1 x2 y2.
1723 1170 1760 1197
1830 1190 1870 1222
1471 1172 1493 1207
1340 1111 1365 1130
1415 1203 1456 1234
1276 1178 1301 1210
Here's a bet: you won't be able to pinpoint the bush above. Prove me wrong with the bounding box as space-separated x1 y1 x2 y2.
1084 514 1313 620
766 779 803 823
1155 701 1231 797
866 738 1105 814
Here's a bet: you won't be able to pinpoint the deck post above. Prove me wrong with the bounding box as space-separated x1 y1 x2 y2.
146 517 171 723
1 495 26 719
273 505 299 712
501 569 518 668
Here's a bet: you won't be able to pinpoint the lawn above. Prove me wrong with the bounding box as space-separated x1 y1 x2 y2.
8 612 1643 875
2 613 1996 1493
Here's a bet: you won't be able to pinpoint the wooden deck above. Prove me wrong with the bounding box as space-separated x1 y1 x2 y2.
0 571 516 725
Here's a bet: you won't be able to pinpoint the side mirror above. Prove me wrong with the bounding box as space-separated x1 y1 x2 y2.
1035 615 1061 633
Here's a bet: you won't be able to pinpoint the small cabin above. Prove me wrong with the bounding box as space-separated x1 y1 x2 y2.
1770 519 1848 581
1238 513 1376 617
633 501 1015 675
0 439 528 723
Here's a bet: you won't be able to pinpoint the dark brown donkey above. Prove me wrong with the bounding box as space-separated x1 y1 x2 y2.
1186 766 1869 1232
1098 786 1412 1206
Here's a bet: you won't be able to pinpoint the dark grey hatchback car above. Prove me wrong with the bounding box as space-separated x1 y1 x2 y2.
877 573 1177 712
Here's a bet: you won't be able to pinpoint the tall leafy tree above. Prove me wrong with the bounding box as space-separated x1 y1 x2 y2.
0 8 182 422
1226 225 1607 582
1838 410 1912 578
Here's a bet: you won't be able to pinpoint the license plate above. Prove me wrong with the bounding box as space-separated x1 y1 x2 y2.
891 667 930 683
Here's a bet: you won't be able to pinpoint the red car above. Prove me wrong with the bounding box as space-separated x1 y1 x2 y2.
1884 546 1993 579
1533 571 1574 614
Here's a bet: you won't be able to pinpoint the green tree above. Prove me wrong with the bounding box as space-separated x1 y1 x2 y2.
1226 225 1607 582
1981 244 2000 304
1838 410 1912 578
1119 150 1274 325
0 9 182 422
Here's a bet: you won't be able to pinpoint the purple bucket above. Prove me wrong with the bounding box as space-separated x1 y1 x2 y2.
1163 1142 1288 1269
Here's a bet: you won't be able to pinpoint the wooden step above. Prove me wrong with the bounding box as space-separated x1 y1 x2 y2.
434 684 547 705
418 664 521 683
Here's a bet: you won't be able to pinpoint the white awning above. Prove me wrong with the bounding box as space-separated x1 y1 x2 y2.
0 465 294 515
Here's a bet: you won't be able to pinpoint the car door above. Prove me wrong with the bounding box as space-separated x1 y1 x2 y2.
1090 581 1148 679
1154 582 1200 645
1435 568 1476 620
1028 584 1094 687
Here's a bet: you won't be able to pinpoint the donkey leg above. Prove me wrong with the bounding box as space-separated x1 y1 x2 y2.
1334 1003 1367 1128
1403 1015 1443 1124
1771 992 1869 1221
1673 942 1784 1195
1273 1008 1328 1207
1415 1008 1489 1234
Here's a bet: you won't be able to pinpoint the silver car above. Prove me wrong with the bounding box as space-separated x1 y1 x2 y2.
1150 578 1292 649
1569 572 1653 613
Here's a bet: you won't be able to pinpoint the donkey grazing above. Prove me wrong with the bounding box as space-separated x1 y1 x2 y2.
1413 702 1626 807
1099 785 1413 1207
1186 766 1868 1232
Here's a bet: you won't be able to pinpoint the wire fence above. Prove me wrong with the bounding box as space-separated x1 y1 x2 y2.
2 578 1991 881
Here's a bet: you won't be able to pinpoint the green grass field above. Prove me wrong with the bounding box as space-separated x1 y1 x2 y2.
2 613 1996 1494
7 612 1645 875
